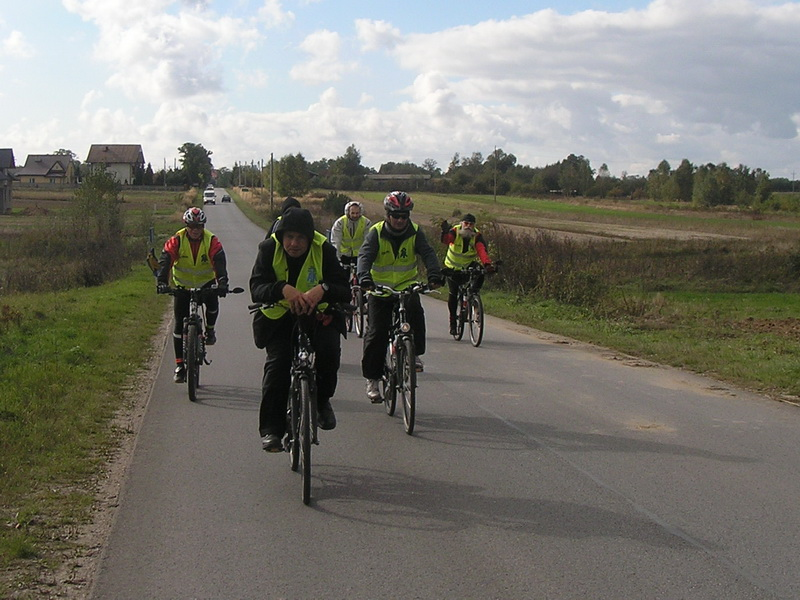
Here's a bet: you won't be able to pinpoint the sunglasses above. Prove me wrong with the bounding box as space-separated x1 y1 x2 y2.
186 224 204 230
389 212 409 220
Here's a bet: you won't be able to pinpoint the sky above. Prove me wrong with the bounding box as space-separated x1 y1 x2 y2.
1 0 799 179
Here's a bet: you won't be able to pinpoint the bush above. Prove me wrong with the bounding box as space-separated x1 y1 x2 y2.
322 191 351 215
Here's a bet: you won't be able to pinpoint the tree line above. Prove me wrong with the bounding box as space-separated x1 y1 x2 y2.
86 140 796 211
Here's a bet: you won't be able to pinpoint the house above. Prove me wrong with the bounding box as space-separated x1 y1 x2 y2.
15 154 77 186
85 144 145 185
0 148 15 214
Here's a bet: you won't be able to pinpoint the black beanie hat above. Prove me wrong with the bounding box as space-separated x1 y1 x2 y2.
462 213 476 223
280 197 301 213
275 207 315 242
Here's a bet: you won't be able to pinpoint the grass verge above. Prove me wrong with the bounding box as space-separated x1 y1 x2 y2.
0 266 167 597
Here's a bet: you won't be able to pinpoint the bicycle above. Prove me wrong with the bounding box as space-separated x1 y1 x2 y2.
344 262 366 338
446 261 501 348
160 284 243 401
247 303 350 505
368 282 436 435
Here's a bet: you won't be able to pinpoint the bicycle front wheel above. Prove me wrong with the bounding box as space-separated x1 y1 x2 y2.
398 337 416 435
468 293 484 347
381 342 397 416
354 287 365 338
289 377 300 472
299 377 313 505
186 323 200 402
454 293 466 341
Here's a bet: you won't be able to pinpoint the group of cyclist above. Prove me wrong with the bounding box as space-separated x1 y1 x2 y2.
155 191 495 453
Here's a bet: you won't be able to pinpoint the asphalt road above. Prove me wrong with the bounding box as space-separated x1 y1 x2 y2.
90 196 800 599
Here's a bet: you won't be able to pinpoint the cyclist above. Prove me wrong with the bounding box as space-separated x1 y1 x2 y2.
330 200 372 266
357 191 443 402
267 196 301 237
156 207 229 383
440 213 496 335
250 207 350 452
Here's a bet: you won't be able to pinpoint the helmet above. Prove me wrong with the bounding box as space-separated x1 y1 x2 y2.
183 207 207 226
383 191 413 213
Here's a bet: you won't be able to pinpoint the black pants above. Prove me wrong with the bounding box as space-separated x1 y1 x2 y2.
171 288 219 361
259 316 341 437
447 271 484 325
361 293 426 380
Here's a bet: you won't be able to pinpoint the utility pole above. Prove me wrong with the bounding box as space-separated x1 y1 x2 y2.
269 153 274 213
493 146 498 203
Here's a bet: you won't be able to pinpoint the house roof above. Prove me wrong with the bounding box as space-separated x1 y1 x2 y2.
16 154 71 177
0 148 15 170
86 144 145 165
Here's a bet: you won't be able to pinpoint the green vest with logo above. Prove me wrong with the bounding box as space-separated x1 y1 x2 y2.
370 221 419 293
261 231 329 320
172 228 215 288
444 224 480 270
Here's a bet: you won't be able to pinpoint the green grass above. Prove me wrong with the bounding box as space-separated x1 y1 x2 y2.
0 267 167 593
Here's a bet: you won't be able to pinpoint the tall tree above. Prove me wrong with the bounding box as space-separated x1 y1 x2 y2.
178 142 213 187
275 153 310 197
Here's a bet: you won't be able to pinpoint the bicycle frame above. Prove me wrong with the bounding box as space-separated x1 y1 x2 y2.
370 282 433 435
247 303 322 505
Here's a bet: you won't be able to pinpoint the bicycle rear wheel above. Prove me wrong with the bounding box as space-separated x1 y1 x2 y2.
186 323 200 401
299 377 312 505
398 337 416 435
468 293 484 347
381 342 397 416
454 292 466 341
289 378 300 471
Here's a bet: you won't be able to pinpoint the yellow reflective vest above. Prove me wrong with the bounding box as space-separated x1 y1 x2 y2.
172 228 216 288
261 231 329 319
370 221 419 292
335 215 368 257
444 224 480 270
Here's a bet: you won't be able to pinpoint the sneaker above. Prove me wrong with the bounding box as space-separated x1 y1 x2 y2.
317 399 337 430
261 434 283 452
173 364 185 383
366 379 382 403
415 356 424 372
449 324 457 336
205 328 216 345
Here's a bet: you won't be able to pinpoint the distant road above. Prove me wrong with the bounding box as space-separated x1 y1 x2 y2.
91 196 800 599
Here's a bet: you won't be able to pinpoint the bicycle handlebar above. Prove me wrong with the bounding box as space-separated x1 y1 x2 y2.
159 285 244 297
366 282 439 297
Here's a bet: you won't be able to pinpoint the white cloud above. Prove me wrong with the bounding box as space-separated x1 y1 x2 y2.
256 0 294 28
355 19 402 52
63 0 260 102
2 30 35 58
290 30 356 84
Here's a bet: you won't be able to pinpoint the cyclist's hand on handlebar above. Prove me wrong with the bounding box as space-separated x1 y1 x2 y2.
428 276 444 290
282 284 318 315
360 277 375 291
157 282 169 295
216 276 229 297
484 262 497 274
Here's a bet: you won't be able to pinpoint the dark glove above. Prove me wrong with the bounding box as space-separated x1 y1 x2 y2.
217 277 229 298
428 276 444 289
440 220 450 234
360 277 375 291
157 282 168 294
484 262 496 274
